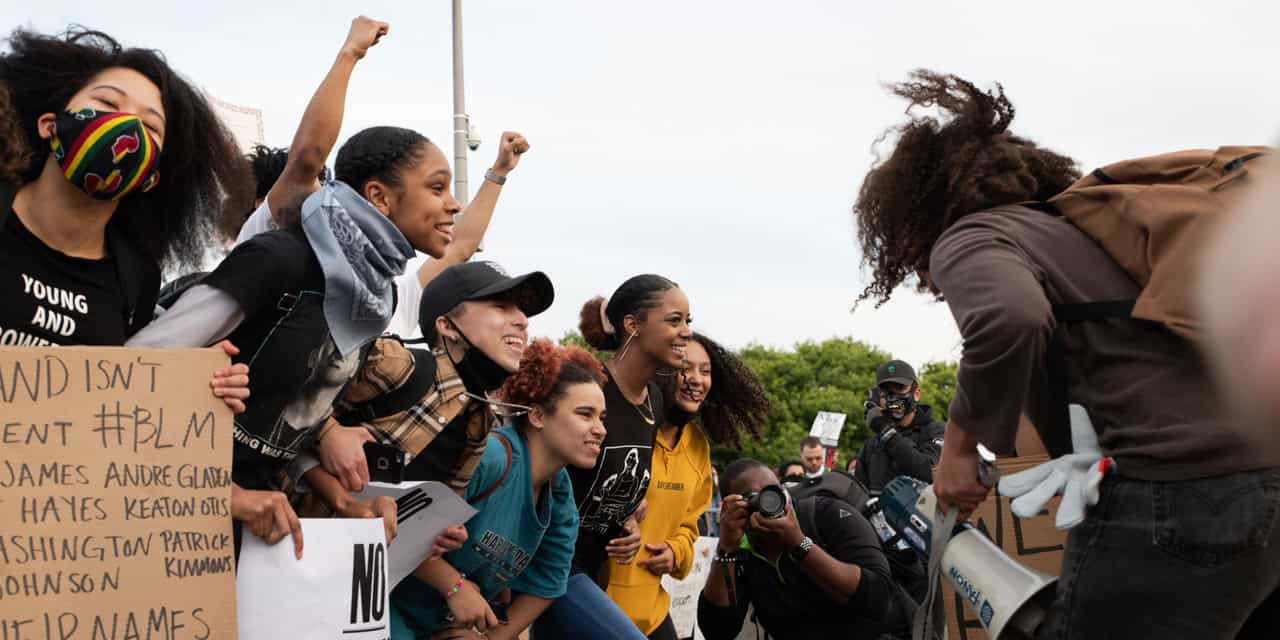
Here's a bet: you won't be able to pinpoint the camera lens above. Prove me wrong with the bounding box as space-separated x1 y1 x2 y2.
758 485 787 518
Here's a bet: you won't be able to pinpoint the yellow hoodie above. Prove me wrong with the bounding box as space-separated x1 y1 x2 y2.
602 422 714 635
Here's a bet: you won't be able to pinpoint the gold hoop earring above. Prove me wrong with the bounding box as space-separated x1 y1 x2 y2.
616 331 638 362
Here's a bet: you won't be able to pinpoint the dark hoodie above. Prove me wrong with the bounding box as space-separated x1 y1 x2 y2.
854 404 945 492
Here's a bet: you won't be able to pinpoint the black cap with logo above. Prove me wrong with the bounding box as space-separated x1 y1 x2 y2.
875 359 918 387
418 261 554 343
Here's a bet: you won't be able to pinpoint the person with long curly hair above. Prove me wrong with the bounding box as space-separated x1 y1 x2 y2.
852 70 1280 637
0 26 250 344
390 339 606 639
531 275 692 640
0 23 259 532
603 332 770 639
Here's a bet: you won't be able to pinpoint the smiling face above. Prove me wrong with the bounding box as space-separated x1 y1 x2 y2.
381 143 460 258
38 66 166 152
446 297 530 372
535 382 608 469
675 339 711 413
626 287 692 369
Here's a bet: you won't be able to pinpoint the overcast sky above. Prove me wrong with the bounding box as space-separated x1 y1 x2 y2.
6 1 1278 369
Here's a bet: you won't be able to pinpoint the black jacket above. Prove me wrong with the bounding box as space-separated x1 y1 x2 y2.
854 405 945 492
696 496 914 640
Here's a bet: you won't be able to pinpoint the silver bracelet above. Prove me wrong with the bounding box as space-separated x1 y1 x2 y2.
484 168 507 185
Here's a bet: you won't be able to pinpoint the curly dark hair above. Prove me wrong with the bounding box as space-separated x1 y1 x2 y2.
0 84 30 182
0 27 252 268
498 339 606 427
579 274 679 351
336 126 431 195
216 144 331 241
852 70 1081 305
661 332 770 447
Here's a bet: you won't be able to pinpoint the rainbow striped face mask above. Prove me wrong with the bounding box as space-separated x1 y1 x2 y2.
48 108 161 201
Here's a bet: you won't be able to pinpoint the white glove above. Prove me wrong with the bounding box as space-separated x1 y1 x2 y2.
997 405 1114 530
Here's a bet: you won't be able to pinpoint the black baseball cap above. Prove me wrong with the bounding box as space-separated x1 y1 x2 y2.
876 360 917 387
418 261 554 343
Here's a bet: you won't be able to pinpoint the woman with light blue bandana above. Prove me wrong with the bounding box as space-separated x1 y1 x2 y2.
126 16 463 558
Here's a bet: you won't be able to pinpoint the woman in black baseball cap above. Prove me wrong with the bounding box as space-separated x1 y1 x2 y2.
296 261 554 558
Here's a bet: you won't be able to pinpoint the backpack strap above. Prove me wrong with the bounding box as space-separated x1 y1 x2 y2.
795 496 823 549
468 432 513 505
0 182 15 223
342 345 438 424
104 222 160 338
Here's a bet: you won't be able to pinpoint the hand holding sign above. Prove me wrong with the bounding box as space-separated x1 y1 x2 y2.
210 340 251 414
237 519 390 640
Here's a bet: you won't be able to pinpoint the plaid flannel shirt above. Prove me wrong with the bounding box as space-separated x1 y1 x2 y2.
322 337 498 495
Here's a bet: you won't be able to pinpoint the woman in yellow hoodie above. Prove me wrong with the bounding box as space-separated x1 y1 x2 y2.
603 332 772 639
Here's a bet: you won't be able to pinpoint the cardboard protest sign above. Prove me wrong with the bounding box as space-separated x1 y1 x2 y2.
938 454 1066 640
0 347 234 640
660 536 718 640
354 481 477 588
236 519 388 640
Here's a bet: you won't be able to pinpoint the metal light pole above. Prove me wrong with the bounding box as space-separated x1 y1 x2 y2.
451 0 470 208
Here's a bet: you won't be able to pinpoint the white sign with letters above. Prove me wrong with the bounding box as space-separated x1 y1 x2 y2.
237 518 390 640
809 411 848 447
661 536 719 640
355 480 478 588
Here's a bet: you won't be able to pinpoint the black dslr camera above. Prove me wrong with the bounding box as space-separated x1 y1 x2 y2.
743 484 789 519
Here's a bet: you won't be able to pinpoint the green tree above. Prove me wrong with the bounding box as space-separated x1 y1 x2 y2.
734 338 888 470
559 330 607 359
558 332 961 473
917 361 957 422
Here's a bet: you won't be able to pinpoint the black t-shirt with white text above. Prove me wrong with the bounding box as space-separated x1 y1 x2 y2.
566 370 665 576
203 228 362 490
0 206 129 346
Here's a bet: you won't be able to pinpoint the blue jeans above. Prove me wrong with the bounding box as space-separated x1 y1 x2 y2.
1038 468 1280 639
531 573 648 640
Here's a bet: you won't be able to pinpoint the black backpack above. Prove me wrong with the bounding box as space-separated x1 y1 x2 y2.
1 182 159 339
789 471 929 604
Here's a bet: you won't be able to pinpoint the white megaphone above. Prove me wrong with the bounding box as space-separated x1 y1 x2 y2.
882 474 1057 639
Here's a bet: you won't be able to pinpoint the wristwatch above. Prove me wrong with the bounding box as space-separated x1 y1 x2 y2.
788 536 815 563
484 168 507 185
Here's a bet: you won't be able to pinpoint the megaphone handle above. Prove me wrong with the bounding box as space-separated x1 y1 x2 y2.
979 459 1000 488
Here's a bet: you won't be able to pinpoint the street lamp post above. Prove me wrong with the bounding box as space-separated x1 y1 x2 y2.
451 0 470 209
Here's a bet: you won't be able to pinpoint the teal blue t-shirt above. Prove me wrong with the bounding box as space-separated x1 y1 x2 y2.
390 426 579 638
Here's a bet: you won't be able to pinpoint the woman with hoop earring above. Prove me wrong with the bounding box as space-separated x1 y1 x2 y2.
530 274 692 639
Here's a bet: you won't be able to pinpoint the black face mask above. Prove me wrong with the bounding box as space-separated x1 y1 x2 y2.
665 404 694 428
446 320 512 393
883 386 918 421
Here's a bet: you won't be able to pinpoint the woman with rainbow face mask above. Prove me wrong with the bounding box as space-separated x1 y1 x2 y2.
0 29 252 463
0 27 247 355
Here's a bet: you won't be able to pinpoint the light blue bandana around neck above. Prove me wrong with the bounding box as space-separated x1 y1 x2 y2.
300 181 415 356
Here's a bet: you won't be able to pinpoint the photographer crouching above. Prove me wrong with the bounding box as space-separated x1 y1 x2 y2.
697 459 914 640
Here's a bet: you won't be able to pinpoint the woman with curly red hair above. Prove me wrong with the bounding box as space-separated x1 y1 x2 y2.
390 339 607 640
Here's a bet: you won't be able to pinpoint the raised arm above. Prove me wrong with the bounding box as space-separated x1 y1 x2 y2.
413 132 529 286
266 16 389 225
